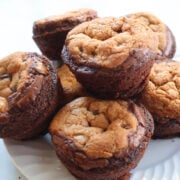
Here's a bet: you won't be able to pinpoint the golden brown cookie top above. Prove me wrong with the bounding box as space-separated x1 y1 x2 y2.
0 52 48 113
65 16 159 68
129 12 167 52
141 61 180 119
50 97 142 159
57 64 86 101
33 8 97 36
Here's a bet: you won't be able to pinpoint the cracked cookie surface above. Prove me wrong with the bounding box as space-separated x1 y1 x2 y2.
129 12 176 58
0 52 48 112
141 61 180 138
51 97 138 158
62 16 157 98
50 97 154 179
141 61 180 119
65 16 159 68
0 52 62 139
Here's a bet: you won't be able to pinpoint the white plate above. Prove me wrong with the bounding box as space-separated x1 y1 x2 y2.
3 135 180 180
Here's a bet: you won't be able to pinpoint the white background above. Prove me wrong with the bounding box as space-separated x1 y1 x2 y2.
0 0 180 180
0 0 180 59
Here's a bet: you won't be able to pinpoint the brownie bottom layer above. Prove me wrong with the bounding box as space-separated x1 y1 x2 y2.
53 131 150 180
153 118 180 138
33 30 68 61
62 47 155 99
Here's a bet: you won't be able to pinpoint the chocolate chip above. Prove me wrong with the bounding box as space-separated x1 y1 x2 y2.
0 73 10 80
121 123 131 129
92 110 99 115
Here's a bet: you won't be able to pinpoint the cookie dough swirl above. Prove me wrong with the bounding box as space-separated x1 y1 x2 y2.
65 16 159 68
141 61 180 137
0 52 62 140
62 16 158 98
50 97 154 179
129 12 176 58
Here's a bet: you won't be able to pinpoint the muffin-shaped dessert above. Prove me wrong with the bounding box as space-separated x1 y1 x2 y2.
50 97 154 180
141 61 180 138
57 64 88 105
62 16 158 99
129 12 176 58
0 52 62 140
33 8 97 61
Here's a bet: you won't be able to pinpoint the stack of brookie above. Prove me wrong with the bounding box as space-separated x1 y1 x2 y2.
0 9 179 180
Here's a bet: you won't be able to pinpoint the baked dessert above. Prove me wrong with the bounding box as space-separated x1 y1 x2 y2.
33 8 97 61
129 12 176 59
62 16 158 99
0 52 62 140
57 64 88 105
118 173 131 180
50 97 154 180
141 61 180 138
